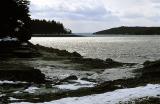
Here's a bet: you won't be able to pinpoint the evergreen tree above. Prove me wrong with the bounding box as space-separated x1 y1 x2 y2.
31 19 72 34
0 0 31 41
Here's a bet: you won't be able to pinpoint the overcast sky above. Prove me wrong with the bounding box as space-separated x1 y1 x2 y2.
29 0 160 33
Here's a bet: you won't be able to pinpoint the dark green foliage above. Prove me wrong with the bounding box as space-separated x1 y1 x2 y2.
94 26 160 35
31 19 72 34
0 0 31 41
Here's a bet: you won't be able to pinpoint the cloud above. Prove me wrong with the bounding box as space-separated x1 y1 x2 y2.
30 0 118 21
29 0 160 32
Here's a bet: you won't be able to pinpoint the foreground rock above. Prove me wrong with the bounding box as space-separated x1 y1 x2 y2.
0 41 134 84
2 41 158 103
132 59 160 84
35 44 134 70
0 41 40 58
0 41 45 83
71 58 132 69
60 75 78 82
142 60 160 78
0 63 45 83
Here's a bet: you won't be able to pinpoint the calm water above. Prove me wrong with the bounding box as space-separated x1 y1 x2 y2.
30 35 160 63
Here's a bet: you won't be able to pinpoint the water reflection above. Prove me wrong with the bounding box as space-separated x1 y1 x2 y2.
30 35 160 63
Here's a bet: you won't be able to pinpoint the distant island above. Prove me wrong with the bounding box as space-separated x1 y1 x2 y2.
94 26 160 35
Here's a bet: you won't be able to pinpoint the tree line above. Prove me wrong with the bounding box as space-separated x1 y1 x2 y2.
0 0 31 41
31 19 72 35
0 0 72 42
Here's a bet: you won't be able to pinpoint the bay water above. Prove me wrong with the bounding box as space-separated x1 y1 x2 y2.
31 35 160 63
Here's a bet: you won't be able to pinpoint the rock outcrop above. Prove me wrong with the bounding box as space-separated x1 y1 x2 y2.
141 60 160 78
0 63 45 83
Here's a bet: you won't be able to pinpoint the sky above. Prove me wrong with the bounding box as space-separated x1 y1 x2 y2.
29 0 160 33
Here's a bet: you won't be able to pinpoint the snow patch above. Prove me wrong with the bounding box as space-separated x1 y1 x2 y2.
74 79 96 85
11 84 160 104
13 91 21 94
0 94 6 97
55 79 96 90
0 36 18 42
0 80 27 84
24 86 40 93
0 80 15 84
21 42 28 46
10 97 21 101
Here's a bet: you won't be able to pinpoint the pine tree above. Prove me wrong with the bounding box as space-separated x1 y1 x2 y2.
0 0 31 41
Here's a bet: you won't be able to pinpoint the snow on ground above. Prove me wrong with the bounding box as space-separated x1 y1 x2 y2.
24 86 40 93
73 79 96 85
13 91 21 94
0 36 18 42
0 94 6 97
0 80 15 84
11 84 160 104
0 80 27 84
10 97 22 101
21 42 28 46
55 79 96 90
12 86 40 94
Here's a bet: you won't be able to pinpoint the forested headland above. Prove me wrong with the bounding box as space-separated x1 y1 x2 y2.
0 0 72 40
31 19 72 35
94 26 160 35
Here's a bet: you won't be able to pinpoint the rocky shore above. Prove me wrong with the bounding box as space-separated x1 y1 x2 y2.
0 40 159 103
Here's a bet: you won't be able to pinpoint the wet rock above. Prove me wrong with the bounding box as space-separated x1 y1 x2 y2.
0 64 45 83
132 97 160 104
105 58 123 67
141 60 160 78
72 58 124 69
81 58 106 68
61 75 78 82
81 78 97 82
0 41 41 58
71 52 82 58
35 44 135 70
35 44 82 58
13 49 40 58
105 58 114 63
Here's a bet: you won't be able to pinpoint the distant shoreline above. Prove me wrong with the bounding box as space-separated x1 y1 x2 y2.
32 34 83 37
93 34 160 36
